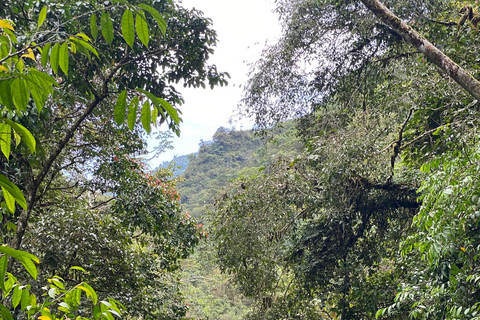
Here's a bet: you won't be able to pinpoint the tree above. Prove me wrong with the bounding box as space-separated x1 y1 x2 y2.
213 0 480 318
1 0 227 318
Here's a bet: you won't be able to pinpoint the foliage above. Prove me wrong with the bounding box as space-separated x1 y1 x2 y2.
179 123 301 218
210 0 480 319
0 0 227 319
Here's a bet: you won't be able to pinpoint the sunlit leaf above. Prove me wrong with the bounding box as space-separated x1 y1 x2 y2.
0 20 14 31
0 174 26 210
0 122 11 160
37 7 47 29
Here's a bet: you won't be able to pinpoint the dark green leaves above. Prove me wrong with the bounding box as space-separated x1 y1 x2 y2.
114 90 127 125
101 11 114 45
50 43 60 74
137 4 167 35
121 10 135 49
127 97 138 130
90 14 98 39
11 78 28 111
141 101 151 133
59 42 69 75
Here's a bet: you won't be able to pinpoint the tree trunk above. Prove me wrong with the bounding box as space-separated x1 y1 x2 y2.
360 0 480 101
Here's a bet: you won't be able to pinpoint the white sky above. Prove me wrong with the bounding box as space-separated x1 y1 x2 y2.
148 0 281 167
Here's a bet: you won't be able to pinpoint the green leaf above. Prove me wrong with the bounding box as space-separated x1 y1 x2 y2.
69 38 99 58
37 7 47 29
137 4 167 35
0 123 11 160
11 78 28 111
2 188 15 213
20 289 29 311
135 11 149 48
135 88 180 125
141 100 151 133
0 174 26 210
127 97 138 130
3 119 36 153
121 9 135 48
59 42 69 75
158 98 180 125
114 90 127 125
40 43 51 68
79 283 97 304
0 80 13 110
12 285 21 309
70 266 86 272
101 11 114 45
0 303 13 320
50 43 60 74
90 14 98 39
0 255 7 291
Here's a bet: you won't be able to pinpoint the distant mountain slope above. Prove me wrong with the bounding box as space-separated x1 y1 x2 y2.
178 123 301 218
155 154 192 177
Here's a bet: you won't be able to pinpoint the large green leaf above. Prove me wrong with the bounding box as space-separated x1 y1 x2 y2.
141 100 151 133
20 289 29 311
90 14 98 39
114 90 127 125
137 4 167 35
101 11 114 45
0 255 7 291
135 11 149 48
0 303 13 320
50 43 60 74
78 283 98 304
12 285 21 309
121 9 135 49
0 246 39 279
128 97 138 130
59 42 69 75
0 174 26 210
11 78 28 111
40 43 51 68
37 7 47 29
0 123 11 160
69 37 99 58
2 188 15 213
136 88 181 125
0 80 13 110
3 119 36 153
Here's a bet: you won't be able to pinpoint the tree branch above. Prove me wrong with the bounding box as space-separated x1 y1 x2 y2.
360 0 480 100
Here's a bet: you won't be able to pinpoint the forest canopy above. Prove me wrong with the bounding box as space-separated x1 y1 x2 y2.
0 0 225 319
210 0 480 319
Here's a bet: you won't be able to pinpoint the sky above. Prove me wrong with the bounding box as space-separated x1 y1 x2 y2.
148 0 282 167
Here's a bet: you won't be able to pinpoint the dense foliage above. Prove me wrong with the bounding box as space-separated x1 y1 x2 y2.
209 0 480 319
0 0 226 319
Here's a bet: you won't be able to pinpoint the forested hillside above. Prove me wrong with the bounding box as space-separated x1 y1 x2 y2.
209 1 480 319
178 123 301 218
175 123 301 319
3 0 480 320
